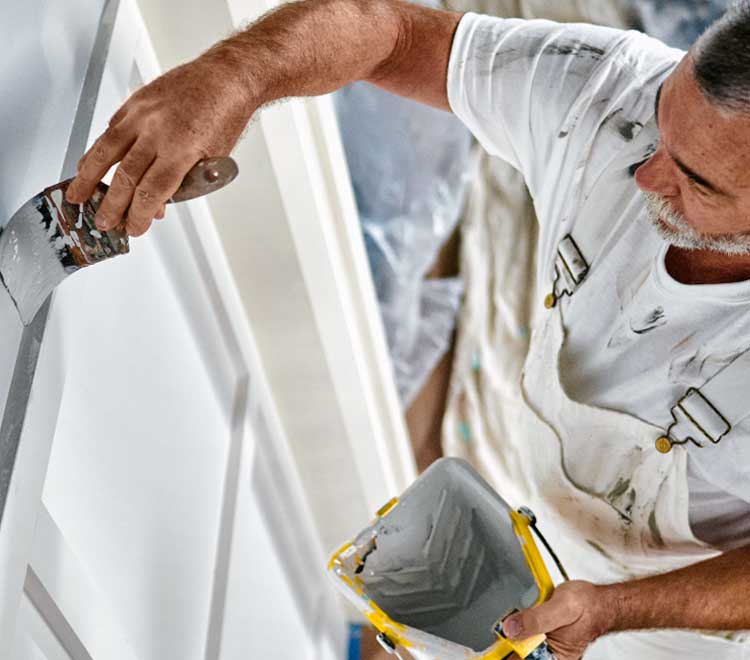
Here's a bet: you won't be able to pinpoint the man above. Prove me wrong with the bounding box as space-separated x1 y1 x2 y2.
66 1 750 657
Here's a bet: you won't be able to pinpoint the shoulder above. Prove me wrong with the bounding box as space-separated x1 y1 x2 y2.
451 13 684 82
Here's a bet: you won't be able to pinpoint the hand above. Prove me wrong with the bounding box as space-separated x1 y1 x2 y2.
66 51 254 236
504 581 613 660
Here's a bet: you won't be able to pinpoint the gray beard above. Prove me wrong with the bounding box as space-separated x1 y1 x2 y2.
643 192 750 256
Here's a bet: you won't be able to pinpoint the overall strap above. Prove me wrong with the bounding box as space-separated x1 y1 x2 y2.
544 217 750 455
544 235 589 309
655 349 750 454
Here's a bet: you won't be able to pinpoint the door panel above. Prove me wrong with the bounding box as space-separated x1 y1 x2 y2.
11 2 347 658
3 0 378 657
35 3 242 657
43 240 231 658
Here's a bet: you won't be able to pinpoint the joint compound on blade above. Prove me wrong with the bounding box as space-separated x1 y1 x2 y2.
0 181 128 324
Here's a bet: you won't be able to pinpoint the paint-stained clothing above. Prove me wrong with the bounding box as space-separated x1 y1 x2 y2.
447 14 750 549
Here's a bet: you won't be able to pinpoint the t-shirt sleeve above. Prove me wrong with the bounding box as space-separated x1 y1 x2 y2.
446 13 639 198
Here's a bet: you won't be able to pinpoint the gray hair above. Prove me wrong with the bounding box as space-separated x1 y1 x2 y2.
694 0 750 113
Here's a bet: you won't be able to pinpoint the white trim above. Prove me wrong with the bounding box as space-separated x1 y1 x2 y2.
0 317 66 654
305 93 417 492
257 96 417 511
223 0 416 514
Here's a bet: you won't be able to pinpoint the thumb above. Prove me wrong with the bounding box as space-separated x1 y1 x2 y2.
503 598 577 639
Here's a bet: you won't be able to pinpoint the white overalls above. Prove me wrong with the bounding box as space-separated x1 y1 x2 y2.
443 87 750 660
444 15 750 655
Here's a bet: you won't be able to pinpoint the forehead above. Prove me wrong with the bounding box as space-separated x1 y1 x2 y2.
661 56 750 191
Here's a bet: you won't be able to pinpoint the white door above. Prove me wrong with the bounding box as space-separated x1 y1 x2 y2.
2 1 346 658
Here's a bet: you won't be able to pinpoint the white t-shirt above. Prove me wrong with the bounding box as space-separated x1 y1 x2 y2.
447 13 750 550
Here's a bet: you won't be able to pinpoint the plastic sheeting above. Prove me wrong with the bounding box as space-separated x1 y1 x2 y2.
632 0 731 50
334 82 473 406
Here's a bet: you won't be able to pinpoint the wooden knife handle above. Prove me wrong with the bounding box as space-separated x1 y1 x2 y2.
168 157 239 203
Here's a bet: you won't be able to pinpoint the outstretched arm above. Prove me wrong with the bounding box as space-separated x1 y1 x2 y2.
505 546 750 660
65 0 462 236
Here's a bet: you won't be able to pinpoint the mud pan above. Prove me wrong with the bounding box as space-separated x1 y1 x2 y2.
329 457 552 659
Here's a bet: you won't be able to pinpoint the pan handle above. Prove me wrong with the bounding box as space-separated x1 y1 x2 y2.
527 642 557 660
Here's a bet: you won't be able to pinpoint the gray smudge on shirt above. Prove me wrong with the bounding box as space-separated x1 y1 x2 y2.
608 477 631 501
544 42 606 60
627 143 658 176
586 539 615 560
602 107 644 142
474 46 529 74
558 98 610 141
669 345 750 386
630 307 666 335
648 509 665 547
618 119 644 141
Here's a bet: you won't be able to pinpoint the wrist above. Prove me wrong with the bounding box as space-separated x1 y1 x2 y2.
198 44 265 116
592 582 627 637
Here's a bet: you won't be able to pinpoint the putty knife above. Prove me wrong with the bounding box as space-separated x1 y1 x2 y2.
0 157 238 325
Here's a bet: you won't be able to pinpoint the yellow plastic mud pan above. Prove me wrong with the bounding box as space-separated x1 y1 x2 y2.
328 457 561 660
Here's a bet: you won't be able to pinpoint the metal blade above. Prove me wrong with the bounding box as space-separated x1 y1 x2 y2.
0 180 129 325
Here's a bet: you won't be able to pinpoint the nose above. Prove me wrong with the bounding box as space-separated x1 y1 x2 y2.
634 148 678 197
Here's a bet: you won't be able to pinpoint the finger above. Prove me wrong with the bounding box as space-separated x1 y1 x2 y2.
94 140 156 231
108 104 129 127
126 216 154 238
155 203 166 220
504 600 577 640
125 158 189 236
66 121 136 204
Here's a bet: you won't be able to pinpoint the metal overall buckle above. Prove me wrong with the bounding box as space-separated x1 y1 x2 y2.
655 388 731 454
545 235 589 309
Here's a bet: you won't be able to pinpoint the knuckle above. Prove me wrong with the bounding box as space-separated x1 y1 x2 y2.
125 144 154 169
113 167 138 189
101 123 129 144
91 142 108 165
76 152 95 176
134 186 153 204
114 147 155 188
109 105 128 126
526 611 540 631
150 167 173 187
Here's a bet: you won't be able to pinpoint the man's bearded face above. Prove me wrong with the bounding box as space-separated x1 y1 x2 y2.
643 192 750 256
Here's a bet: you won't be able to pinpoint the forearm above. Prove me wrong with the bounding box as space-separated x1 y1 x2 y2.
601 546 750 632
65 0 461 234
201 0 461 109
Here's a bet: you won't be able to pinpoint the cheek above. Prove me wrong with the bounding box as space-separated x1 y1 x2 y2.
671 182 693 215
680 190 735 234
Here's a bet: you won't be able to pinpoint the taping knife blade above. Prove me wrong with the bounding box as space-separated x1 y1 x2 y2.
0 156 238 325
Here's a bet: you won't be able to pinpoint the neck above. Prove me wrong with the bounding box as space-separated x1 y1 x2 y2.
665 245 750 284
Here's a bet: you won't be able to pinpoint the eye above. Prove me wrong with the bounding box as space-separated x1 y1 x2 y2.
686 175 709 195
